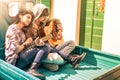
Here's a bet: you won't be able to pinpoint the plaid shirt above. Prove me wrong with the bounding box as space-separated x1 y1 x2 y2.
5 24 26 63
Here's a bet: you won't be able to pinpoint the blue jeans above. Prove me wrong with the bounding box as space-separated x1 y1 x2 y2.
15 45 49 69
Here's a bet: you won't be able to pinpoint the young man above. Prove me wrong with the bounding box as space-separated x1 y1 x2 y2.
26 3 86 71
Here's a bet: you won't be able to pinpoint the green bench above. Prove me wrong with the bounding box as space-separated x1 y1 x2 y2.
1 45 120 80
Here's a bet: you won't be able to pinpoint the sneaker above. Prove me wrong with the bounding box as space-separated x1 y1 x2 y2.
69 52 86 68
27 69 45 80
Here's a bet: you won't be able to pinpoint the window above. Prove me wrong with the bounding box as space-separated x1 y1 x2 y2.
8 1 34 17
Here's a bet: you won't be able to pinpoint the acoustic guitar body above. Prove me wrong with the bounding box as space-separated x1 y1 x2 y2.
44 21 64 47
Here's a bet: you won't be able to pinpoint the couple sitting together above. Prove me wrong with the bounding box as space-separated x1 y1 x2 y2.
5 3 86 80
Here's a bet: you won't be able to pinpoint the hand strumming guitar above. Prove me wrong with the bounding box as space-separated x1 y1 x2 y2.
23 37 33 45
34 37 45 46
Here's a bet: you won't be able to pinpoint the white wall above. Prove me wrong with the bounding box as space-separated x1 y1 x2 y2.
102 0 120 55
53 0 120 55
53 0 78 41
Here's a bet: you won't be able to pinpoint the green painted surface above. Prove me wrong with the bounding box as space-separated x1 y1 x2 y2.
80 0 104 50
0 46 120 80
41 0 50 12
0 59 40 80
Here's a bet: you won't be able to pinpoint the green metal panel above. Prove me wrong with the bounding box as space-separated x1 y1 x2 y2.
80 0 104 50
1 46 120 80
41 0 50 11
0 59 40 80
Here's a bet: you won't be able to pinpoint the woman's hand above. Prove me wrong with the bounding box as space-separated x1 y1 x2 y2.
15 37 33 54
34 37 45 46
23 37 33 45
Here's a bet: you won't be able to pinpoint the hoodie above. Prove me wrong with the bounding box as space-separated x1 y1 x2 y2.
32 3 48 21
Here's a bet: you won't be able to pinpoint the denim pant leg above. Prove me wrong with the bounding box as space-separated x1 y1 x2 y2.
56 40 76 57
15 48 39 69
34 45 49 63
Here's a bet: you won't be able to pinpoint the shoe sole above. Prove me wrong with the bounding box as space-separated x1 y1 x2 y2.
73 52 86 68
79 52 86 61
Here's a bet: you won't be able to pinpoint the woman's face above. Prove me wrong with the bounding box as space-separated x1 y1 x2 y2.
35 15 47 27
37 16 47 23
21 14 32 26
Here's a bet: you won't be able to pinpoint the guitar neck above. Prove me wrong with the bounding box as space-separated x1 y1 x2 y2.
41 34 53 42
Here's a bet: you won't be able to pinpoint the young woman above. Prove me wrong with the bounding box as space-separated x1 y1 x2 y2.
5 9 48 79
25 3 86 71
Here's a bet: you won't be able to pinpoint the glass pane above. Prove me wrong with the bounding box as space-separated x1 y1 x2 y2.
8 2 34 17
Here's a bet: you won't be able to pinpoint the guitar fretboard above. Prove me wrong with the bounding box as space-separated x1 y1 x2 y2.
24 34 53 51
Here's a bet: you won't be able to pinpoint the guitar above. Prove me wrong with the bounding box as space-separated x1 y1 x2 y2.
44 20 64 47
24 33 53 51
24 21 55 51
25 19 64 51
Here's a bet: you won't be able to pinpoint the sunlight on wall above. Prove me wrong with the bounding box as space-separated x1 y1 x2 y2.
102 0 120 55
53 0 78 41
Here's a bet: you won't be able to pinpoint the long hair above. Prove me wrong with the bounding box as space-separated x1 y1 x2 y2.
12 9 34 26
34 8 49 27
12 9 34 33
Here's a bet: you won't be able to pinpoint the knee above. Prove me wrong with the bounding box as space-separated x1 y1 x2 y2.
42 53 65 65
42 45 50 53
68 40 76 48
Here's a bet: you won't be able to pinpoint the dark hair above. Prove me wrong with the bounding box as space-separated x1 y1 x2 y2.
40 8 49 17
12 9 34 25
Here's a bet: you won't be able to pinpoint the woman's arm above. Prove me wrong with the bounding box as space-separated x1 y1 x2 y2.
15 37 33 54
